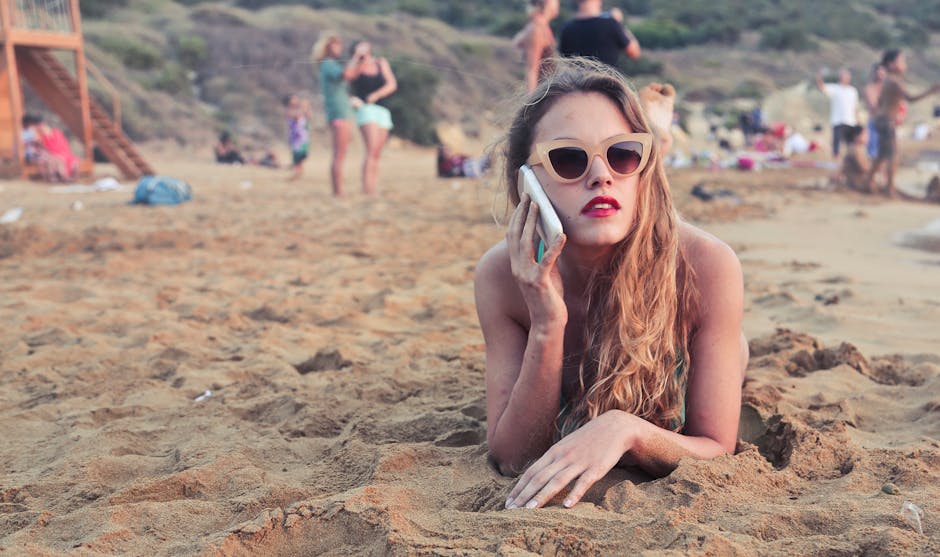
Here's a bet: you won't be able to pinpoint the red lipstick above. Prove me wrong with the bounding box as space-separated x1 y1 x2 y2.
581 196 620 217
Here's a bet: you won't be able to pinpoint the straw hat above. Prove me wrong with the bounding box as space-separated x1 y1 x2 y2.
311 30 341 62
435 122 466 152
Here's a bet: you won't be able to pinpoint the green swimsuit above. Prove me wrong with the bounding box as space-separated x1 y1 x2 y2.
557 357 687 434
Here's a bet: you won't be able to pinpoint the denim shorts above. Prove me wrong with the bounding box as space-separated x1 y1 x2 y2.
356 103 393 130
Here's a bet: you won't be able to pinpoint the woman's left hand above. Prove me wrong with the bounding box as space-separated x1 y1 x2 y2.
505 410 641 509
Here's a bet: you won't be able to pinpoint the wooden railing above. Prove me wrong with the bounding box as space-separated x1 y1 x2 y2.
2 0 76 33
12 0 74 32
85 57 120 131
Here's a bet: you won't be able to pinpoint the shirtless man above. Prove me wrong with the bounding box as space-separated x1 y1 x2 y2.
863 50 940 197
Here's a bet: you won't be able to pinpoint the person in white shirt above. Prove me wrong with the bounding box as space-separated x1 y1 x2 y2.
815 68 859 158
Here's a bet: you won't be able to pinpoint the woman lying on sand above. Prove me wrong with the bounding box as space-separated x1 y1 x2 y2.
474 58 748 510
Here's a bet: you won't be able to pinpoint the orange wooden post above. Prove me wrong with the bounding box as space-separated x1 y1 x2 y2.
1 0 25 167
70 0 92 169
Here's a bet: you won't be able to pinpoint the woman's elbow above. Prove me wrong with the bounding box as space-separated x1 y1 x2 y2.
487 436 526 476
488 449 523 477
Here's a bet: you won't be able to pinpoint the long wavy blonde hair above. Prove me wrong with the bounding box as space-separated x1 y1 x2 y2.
502 58 698 436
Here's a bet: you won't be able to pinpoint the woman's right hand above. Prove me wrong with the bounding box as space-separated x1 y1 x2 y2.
354 42 370 58
507 194 567 329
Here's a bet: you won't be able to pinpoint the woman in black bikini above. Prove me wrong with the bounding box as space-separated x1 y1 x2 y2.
344 41 398 196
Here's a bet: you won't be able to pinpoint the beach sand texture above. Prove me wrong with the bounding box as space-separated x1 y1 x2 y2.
1 145 939 555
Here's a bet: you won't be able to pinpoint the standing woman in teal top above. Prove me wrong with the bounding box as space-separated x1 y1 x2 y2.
312 31 354 197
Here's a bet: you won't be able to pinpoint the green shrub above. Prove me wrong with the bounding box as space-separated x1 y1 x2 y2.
614 0 652 16
616 56 663 77
893 20 929 49
688 20 741 45
489 13 530 38
632 5 740 47
176 35 208 70
95 35 163 70
398 0 434 18
759 25 817 52
451 41 493 59
152 63 190 95
632 20 691 49
732 79 769 100
80 0 129 18
384 58 440 146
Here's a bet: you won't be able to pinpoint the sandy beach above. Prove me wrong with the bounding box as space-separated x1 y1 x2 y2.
1 139 939 555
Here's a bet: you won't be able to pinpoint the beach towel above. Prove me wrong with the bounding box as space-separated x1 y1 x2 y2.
132 176 192 205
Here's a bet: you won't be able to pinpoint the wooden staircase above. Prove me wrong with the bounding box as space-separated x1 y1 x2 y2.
16 46 154 179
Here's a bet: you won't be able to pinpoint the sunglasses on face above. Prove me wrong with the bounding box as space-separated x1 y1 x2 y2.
526 132 653 183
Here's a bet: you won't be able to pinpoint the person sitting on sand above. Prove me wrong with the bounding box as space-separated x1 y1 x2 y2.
474 58 747 510
214 131 247 165
927 176 940 204
436 144 491 179
21 113 76 182
840 125 869 192
255 149 279 169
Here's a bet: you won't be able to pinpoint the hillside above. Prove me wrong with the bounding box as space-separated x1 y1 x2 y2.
81 0 940 47
38 0 940 153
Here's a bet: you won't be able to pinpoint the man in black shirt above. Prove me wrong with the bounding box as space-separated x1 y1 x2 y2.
559 0 641 67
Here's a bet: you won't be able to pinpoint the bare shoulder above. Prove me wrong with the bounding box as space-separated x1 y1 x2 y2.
678 221 743 310
475 240 511 284
474 241 527 326
679 222 741 276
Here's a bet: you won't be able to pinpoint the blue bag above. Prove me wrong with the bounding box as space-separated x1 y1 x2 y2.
132 176 192 205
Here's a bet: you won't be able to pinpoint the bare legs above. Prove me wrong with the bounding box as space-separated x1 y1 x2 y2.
359 122 389 196
288 156 304 181
863 156 895 197
330 119 352 196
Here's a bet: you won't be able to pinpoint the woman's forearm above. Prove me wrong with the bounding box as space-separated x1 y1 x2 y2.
342 58 362 80
525 67 539 93
366 83 396 104
489 324 567 474
618 411 729 477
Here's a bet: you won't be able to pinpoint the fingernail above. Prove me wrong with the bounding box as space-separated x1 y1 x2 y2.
525 500 538 509
563 499 574 508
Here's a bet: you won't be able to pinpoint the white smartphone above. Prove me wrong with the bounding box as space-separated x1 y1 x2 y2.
518 165 563 261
